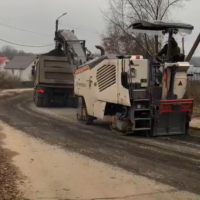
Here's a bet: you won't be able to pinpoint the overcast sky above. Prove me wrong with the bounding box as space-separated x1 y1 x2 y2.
0 0 199 56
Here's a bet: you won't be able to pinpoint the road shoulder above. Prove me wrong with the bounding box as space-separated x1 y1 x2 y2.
0 120 200 200
190 117 200 130
0 88 33 100
0 131 24 200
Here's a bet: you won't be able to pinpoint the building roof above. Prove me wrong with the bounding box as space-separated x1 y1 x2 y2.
0 57 8 67
4 55 36 70
189 57 200 67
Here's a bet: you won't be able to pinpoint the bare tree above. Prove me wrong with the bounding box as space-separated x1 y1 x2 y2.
0 46 18 59
0 45 34 59
102 0 189 56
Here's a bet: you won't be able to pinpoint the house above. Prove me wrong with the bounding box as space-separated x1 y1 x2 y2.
0 57 9 71
4 55 37 81
188 57 200 81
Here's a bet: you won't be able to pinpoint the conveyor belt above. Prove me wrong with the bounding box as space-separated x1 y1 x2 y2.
58 30 87 63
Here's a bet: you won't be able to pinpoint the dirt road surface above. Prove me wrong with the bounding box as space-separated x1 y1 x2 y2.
0 88 32 100
0 92 200 200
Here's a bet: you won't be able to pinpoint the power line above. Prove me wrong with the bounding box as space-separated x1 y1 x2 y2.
0 38 54 47
59 22 99 35
0 22 53 37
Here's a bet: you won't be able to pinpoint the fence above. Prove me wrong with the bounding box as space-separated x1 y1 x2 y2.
187 65 200 81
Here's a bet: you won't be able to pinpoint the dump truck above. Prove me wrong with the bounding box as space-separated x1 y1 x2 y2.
32 29 91 107
74 20 199 137
33 55 78 107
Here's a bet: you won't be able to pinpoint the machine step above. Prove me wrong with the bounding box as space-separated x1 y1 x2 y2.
134 99 150 101
135 108 150 111
135 118 151 121
132 89 147 91
134 128 151 131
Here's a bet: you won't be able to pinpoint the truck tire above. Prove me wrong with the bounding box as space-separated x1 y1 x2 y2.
35 97 49 107
35 96 43 107
65 97 77 108
67 98 73 107
34 90 49 107
42 97 49 107
73 97 79 108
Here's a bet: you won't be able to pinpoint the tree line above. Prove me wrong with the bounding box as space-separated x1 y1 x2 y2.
0 0 190 61
0 45 35 60
101 0 189 57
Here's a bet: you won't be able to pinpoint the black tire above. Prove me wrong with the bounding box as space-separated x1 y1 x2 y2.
35 96 43 107
65 97 78 108
34 92 48 107
73 97 79 108
64 97 72 107
42 97 49 107
63 100 68 107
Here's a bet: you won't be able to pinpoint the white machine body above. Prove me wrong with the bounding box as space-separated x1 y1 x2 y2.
74 55 190 119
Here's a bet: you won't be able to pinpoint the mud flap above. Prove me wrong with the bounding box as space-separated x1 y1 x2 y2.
153 112 187 136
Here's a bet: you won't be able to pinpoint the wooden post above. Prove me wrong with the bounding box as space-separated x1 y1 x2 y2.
185 33 200 62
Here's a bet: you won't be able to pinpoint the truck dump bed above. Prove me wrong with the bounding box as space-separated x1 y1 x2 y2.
36 55 75 87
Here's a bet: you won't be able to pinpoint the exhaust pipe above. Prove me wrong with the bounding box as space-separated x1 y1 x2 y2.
95 45 105 56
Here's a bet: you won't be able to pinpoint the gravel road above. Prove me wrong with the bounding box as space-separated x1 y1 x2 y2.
0 92 200 199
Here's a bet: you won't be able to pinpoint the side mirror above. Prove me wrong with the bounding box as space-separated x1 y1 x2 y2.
31 68 36 76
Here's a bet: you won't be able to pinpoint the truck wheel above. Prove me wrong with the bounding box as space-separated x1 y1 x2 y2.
76 97 93 125
42 98 49 107
67 98 73 107
73 97 79 108
35 96 43 107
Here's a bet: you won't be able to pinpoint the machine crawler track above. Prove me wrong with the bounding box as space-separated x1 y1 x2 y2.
110 123 151 137
109 123 132 136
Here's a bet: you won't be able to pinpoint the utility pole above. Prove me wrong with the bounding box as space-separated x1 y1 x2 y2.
55 20 59 48
55 13 67 48
182 37 185 55
185 33 200 62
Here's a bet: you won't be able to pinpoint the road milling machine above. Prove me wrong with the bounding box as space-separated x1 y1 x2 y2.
74 20 198 137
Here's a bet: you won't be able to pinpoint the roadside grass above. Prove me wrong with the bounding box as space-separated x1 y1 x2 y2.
0 71 20 89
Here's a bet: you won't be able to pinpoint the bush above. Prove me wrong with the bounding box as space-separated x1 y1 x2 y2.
0 71 20 89
185 81 200 105
184 81 200 117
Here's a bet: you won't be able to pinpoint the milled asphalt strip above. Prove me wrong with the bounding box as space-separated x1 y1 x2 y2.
25 99 78 123
14 98 200 174
13 100 199 167
23 98 200 156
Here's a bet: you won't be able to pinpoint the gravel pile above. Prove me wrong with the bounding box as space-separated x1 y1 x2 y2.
0 147 23 200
